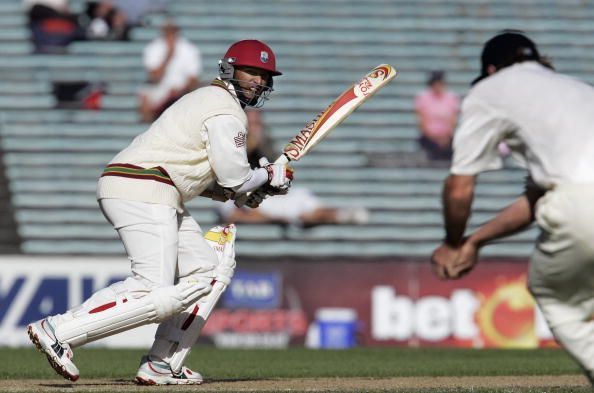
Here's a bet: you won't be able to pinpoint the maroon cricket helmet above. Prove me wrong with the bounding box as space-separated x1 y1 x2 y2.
222 40 282 76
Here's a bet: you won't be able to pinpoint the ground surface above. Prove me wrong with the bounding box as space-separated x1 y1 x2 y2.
0 347 590 392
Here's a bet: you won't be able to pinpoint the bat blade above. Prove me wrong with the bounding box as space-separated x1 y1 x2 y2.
281 64 397 162
235 64 397 206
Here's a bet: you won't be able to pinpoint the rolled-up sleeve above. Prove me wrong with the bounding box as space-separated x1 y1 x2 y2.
204 115 251 188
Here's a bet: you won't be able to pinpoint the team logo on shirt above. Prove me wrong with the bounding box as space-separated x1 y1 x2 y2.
234 131 247 148
260 51 269 63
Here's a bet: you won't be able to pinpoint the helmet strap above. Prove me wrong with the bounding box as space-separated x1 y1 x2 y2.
229 79 271 108
229 80 252 108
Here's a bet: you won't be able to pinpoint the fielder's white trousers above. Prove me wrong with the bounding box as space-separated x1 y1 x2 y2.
528 184 594 379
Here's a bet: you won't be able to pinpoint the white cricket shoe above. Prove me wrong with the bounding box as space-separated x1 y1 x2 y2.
135 355 203 385
27 318 79 382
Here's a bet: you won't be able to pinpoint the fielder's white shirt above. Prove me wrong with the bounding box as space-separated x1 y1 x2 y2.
451 62 594 189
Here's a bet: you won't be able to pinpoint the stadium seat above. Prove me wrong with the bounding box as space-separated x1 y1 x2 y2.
2 0 594 257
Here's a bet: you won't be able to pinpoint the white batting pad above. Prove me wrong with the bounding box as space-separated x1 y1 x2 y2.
150 224 237 373
53 279 211 348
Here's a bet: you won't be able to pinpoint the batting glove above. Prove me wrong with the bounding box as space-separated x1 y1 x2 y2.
245 188 269 208
259 157 294 194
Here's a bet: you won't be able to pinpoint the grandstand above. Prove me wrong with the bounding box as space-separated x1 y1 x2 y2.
0 145 20 253
1 0 593 258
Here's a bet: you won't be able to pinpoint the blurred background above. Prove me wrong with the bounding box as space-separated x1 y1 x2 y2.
1 0 593 351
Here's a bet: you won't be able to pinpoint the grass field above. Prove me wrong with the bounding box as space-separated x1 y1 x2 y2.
0 347 590 392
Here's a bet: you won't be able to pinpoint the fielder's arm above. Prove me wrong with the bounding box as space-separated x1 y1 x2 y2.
434 176 545 279
465 177 545 248
442 174 476 247
431 174 475 278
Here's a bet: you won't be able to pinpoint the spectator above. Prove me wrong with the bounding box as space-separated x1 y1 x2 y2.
414 70 460 161
84 1 129 41
245 110 275 167
113 0 168 26
23 0 85 53
217 110 369 228
218 189 369 228
139 20 201 122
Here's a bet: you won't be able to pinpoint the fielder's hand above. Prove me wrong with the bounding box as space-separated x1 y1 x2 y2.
431 243 459 279
452 240 479 278
431 240 478 279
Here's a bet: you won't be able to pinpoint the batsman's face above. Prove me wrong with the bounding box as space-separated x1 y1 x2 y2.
234 67 271 99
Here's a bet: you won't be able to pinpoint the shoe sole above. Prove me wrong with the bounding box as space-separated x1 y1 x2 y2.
135 376 157 385
27 325 79 382
135 375 202 385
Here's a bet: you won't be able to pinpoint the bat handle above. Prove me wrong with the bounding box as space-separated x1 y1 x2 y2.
234 154 291 207
274 154 290 165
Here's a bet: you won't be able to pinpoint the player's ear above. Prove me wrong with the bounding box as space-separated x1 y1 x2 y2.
487 65 497 75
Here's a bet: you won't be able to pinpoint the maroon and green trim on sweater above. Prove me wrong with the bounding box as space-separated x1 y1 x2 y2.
101 163 174 186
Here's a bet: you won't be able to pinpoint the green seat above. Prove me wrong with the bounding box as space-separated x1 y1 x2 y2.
3 0 592 258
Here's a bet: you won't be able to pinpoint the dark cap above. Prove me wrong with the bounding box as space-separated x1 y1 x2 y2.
472 30 540 85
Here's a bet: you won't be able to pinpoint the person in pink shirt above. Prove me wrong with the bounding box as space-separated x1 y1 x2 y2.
414 70 460 161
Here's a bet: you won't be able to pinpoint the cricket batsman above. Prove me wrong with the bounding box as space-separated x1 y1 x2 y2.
27 39 293 385
431 30 594 383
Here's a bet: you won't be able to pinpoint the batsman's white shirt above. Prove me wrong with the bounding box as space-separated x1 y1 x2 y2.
451 61 594 189
98 80 250 212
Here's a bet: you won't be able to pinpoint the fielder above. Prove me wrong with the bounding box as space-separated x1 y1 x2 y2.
431 30 594 383
27 39 293 385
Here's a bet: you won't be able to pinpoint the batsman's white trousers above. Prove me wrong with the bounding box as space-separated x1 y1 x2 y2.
528 183 594 379
52 198 218 347
100 198 218 287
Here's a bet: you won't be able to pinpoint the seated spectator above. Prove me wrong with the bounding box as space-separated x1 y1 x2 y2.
138 20 201 122
113 0 168 26
414 70 460 161
246 110 275 167
53 80 106 110
216 110 369 228
84 1 129 41
218 188 369 228
24 0 85 53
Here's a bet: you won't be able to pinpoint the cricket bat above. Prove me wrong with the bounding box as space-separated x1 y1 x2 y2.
235 64 397 207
